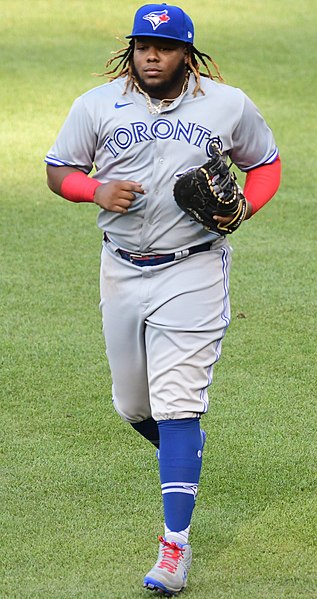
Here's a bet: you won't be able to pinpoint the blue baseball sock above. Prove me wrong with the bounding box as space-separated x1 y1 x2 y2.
157 418 203 545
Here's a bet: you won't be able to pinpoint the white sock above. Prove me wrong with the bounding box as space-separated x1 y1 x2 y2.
164 524 190 545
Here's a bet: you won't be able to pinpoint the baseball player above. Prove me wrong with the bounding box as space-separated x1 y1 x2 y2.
45 3 281 595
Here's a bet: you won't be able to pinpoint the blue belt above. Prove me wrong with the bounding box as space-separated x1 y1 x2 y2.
103 233 212 267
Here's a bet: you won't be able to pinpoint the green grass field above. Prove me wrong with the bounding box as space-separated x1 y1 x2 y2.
1 1 316 597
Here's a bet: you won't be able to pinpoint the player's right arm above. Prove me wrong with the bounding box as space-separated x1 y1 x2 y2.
46 165 144 213
45 94 144 213
46 165 78 194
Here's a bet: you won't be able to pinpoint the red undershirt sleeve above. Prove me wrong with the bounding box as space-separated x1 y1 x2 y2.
243 156 281 215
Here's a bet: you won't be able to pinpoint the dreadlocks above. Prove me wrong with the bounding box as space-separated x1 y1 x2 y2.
188 47 224 96
98 40 223 96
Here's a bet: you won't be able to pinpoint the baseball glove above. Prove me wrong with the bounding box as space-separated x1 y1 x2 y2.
173 144 247 234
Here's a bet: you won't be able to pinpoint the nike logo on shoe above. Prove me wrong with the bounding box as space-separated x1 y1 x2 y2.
114 101 133 109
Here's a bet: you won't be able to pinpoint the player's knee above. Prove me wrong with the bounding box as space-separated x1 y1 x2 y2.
112 397 152 424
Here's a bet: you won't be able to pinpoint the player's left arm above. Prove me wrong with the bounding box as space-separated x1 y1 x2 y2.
214 92 282 227
242 155 281 217
213 155 281 226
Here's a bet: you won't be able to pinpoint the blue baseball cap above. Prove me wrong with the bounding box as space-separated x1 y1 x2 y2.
126 3 194 44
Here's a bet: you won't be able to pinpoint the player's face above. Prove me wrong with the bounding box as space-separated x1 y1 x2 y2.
132 37 189 100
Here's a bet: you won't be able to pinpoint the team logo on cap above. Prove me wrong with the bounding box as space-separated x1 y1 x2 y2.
143 10 170 31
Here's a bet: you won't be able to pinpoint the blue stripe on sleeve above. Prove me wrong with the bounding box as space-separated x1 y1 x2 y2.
44 155 70 167
240 147 279 172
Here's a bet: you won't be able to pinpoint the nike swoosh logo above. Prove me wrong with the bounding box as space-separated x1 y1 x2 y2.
114 101 133 109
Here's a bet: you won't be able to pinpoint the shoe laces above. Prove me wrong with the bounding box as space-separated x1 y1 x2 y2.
158 536 185 573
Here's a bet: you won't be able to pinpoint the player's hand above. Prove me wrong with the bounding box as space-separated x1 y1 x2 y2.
93 180 145 213
213 200 253 225
212 214 235 226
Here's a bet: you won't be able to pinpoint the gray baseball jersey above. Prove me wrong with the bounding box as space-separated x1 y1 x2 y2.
45 73 278 253
45 73 278 421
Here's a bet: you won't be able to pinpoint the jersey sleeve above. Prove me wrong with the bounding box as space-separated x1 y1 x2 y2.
229 92 279 172
44 96 96 174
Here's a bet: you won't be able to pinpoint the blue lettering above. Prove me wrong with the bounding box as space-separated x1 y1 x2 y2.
193 125 211 148
206 136 223 157
103 119 221 159
151 119 174 139
114 128 133 149
103 135 119 158
132 121 153 143
173 120 195 143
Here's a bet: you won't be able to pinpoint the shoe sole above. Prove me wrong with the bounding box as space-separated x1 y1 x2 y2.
144 577 185 596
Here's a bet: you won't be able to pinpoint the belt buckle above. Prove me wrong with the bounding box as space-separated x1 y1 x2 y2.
129 252 144 262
